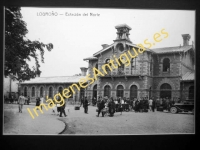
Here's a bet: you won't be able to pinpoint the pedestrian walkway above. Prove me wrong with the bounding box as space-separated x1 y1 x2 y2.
4 104 66 135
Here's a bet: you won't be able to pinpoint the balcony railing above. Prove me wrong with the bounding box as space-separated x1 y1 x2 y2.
117 68 125 75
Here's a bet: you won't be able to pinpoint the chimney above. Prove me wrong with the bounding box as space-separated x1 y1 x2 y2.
182 34 191 46
101 44 109 49
80 67 88 76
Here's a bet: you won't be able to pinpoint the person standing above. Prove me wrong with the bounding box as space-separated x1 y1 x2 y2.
92 97 97 106
135 98 140 113
97 98 105 117
97 96 101 109
11 95 14 104
166 97 170 111
152 97 156 112
84 97 89 114
60 99 67 117
40 96 44 110
149 97 153 112
108 97 116 117
27 96 30 105
121 97 125 111
18 93 25 113
139 98 144 112
143 97 148 112
129 99 133 111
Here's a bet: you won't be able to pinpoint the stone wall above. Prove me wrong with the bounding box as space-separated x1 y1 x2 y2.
20 83 79 102
180 81 194 101
153 53 181 77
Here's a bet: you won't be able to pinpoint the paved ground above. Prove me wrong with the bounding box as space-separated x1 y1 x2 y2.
4 103 65 135
60 105 194 135
4 103 194 135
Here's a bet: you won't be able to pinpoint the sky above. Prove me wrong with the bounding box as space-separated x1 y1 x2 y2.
20 8 195 77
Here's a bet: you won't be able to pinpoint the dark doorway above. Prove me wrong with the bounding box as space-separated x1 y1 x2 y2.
160 83 172 99
117 85 124 98
130 85 138 100
93 84 97 99
104 85 111 98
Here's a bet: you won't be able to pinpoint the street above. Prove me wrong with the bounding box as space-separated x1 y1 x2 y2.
4 103 194 135
60 105 194 135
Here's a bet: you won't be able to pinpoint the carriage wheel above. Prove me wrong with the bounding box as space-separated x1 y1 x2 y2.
170 107 178 114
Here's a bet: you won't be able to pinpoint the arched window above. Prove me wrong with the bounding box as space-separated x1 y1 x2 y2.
95 63 98 74
130 85 138 100
118 59 124 75
24 87 27 97
58 86 63 94
93 84 97 99
31 87 35 97
163 58 170 72
104 85 111 98
188 86 194 99
160 83 172 99
104 59 112 75
40 87 43 97
116 43 124 52
117 85 124 98
131 58 136 70
131 57 138 74
49 87 53 98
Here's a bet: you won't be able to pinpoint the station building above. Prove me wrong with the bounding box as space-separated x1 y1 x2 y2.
83 24 195 101
19 68 88 103
19 24 195 103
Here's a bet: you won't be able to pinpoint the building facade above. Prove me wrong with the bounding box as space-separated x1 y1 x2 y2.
19 68 88 103
19 24 195 103
83 24 195 101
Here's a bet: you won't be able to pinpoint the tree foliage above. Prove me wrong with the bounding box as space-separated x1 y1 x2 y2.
5 7 53 81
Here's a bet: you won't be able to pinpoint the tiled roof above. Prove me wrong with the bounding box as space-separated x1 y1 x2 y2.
83 56 98 61
151 45 192 54
20 76 85 84
181 72 194 81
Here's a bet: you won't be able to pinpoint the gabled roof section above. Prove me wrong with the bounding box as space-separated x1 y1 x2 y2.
126 43 155 53
151 45 192 54
93 43 114 57
93 42 156 57
181 71 194 81
83 56 98 61
20 76 85 84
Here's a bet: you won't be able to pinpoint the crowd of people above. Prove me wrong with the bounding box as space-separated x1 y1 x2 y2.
15 92 177 117
91 96 176 117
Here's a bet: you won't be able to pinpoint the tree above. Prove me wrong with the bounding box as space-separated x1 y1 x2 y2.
5 7 53 81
